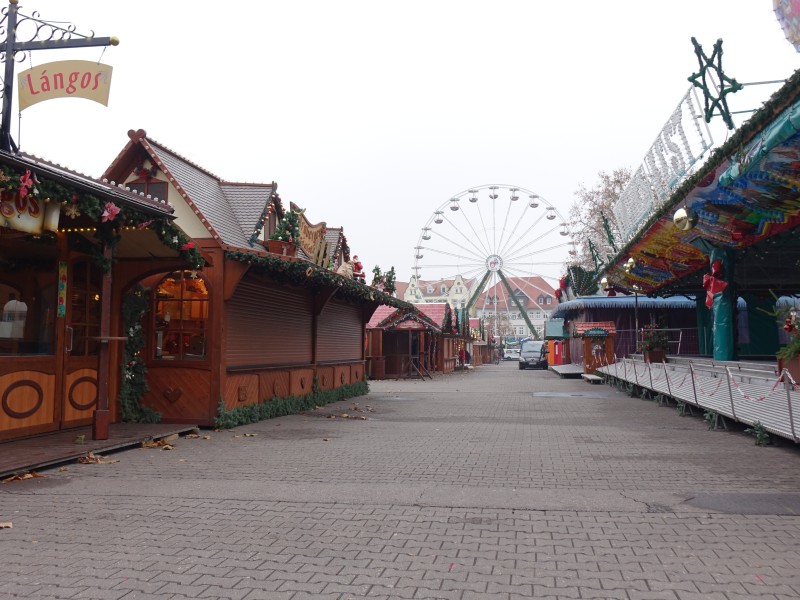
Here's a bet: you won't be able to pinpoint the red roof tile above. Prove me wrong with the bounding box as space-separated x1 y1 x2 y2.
367 305 399 328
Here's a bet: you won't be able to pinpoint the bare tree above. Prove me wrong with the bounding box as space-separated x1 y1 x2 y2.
569 168 632 271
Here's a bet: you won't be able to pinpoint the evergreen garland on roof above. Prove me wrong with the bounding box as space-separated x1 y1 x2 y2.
224 249 409 308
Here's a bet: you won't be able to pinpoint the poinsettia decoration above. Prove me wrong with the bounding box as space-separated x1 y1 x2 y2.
101 202 120 222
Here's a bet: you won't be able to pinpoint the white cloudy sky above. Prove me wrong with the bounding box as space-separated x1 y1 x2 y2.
10 1 800 283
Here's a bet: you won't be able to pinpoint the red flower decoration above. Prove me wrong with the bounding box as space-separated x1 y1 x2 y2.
19 170 33 199
101 202 120 222
180 241 195 250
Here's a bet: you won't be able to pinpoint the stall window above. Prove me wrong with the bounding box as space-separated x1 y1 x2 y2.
0 268 57 356
153 271 209 361
69 261 102 357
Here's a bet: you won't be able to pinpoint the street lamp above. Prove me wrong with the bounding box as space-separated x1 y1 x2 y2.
624 258 640 352
631 285 640 351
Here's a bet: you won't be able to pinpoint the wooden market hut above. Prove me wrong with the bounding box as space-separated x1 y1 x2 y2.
97 129 404 426
572 321 617 374
0 150 194 442
366 304 442 379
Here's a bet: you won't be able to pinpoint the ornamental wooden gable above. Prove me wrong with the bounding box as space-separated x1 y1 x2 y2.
573 321 617 338
103 129 275 251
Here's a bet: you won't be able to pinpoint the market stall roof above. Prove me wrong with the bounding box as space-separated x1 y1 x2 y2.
104 129 273 249
604 68 800 297
7 150 174 218
551 295 697 319
416 303 447 327
366 303 441 331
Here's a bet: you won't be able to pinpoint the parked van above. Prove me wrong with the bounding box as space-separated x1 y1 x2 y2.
519 340 548 370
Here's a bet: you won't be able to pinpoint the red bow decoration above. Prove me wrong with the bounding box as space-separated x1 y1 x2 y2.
702 259 728 308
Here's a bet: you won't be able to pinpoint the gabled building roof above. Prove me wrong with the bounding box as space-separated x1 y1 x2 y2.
15 150 174 218
474 276 555 310
408 276 474 299
393 281 409 299
366 304 441 331
103 129 274 250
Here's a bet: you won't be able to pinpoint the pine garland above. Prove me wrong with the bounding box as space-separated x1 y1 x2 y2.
119 285 161 423
214 380 369 428
0 163 204 273
224 249 408 308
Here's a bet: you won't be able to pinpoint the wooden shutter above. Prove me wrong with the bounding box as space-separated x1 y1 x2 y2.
227 278 312 366
317 299 362 362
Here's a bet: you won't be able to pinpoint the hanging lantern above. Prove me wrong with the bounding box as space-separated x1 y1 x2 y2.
434 210 444 224
529 194 539 208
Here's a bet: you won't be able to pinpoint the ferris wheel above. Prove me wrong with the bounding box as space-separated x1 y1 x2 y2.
412 184 574 336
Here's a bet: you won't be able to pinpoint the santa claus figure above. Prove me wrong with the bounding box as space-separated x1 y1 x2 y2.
352 255 365 283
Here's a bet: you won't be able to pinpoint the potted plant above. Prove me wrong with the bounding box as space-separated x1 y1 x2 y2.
777 308 800 382
641 323 668 363
267 208 300 256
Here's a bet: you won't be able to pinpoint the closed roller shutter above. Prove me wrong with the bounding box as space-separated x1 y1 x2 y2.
317 299 362 362
227 278 312 366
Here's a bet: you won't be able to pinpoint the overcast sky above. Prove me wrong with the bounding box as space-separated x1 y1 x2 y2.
9 1 800 284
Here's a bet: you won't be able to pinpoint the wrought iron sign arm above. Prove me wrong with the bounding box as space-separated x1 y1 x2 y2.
0 0 118 151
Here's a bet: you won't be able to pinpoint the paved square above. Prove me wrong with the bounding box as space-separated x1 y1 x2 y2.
3 363 800 599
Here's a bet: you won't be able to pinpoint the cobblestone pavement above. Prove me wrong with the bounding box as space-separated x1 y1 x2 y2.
3 363 800 599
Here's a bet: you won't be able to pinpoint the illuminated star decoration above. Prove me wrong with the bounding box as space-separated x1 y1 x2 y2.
687 37 743 130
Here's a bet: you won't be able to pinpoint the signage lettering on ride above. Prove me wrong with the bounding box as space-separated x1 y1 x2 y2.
17 60 113 111
612 89 713 244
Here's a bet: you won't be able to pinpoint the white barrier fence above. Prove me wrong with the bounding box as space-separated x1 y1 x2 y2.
597 357 800 443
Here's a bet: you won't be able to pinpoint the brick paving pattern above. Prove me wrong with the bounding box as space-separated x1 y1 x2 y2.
2 363 800 599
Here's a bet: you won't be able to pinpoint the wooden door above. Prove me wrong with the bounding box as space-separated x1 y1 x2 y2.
61 260 101 427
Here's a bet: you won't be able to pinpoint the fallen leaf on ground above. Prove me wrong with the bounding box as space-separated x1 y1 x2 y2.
2 471 45 483
141 439 174 449
77 452 118 465
58 467 69 472
73 434 85 444
184 433 210 440
0 522 11 528
243 433 257 437
323 438 329 442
